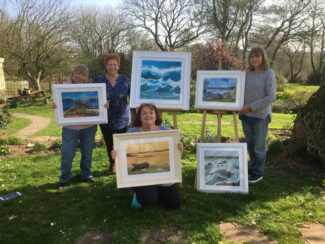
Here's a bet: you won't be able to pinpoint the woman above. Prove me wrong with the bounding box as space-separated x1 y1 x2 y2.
93 53 130 174
239 47 276 184
112 103 183 210
54 64 98 188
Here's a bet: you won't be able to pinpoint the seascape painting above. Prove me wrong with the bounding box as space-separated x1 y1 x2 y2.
204 150 240 186
203 77 237 103
140 60 182 100
125 141 170 175
62 91 99 118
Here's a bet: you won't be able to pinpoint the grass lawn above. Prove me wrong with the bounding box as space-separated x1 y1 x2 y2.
0 149 324 243
7 104 296 139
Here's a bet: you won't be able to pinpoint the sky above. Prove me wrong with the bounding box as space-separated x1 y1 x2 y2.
70 0 121 7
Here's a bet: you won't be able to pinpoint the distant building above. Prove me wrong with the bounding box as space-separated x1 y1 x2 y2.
0 58 5 96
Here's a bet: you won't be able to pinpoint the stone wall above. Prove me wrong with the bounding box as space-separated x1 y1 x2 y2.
0 58 5 96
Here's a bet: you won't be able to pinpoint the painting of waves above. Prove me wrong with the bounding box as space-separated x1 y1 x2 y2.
62 91 99 118
203 77 237 102
204 150 240 186
125 141 170 175
140 60 182 100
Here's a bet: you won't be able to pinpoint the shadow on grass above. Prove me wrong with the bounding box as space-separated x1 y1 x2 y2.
0 150 323 244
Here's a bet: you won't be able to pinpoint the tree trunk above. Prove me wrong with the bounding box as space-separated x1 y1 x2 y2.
288 85 325 167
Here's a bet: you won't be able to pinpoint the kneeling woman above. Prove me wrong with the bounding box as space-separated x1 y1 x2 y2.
112 103 183 210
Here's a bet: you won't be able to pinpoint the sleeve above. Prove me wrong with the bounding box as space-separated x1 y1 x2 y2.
127 127 139 133
250 69 277 112
159 124 170 131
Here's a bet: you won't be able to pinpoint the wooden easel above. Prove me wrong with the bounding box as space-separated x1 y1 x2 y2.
200 110 239 142
195 110 239 189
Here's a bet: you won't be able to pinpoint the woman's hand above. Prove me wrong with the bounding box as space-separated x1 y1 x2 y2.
52 102 57 109
240 105 252 114
177 142 184 152
104 100 109 109
111 149 117 160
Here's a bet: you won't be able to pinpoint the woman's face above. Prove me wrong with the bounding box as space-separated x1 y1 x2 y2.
249 53 263 70
140 106 156 127
105 59 119 76
72 73 88 83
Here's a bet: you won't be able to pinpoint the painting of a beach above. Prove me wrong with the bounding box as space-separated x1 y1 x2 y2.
140 60 182 100
204 150 240 186
125 141 170 175
203 77 237 103
61 91 99 118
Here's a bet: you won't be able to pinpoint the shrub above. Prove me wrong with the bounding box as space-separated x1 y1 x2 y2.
0 136 24 146
48 141 62 151
0 108 11 129
0 145 10 155
32 142 47 151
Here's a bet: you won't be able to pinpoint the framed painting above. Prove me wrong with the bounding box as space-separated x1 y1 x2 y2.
113 130 182 188
196 143 248 193
130 51 191 110
195 70 245 111
52 83 107 126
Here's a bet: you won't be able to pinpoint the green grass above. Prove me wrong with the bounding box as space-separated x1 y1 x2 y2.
283 83 319 94
0 150 324 243
6 105 295 139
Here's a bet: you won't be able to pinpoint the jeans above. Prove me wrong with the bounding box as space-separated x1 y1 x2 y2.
241 116 270 176
59 125 97 183
99 124 128 167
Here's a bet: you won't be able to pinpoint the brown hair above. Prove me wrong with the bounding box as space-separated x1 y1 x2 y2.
133 103 162 127
71 64 89 82
103 53 121 67
248 47 269 71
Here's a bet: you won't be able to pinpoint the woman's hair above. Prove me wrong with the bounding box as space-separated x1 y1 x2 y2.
103 53 121 67
248 47 269 71
133 103 162 127
71 64 89 82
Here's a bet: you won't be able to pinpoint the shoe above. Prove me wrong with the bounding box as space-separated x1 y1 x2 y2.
57 182 66 189
131 193 142 209
106 164 116 175
249 174 263 184
84 177 95 183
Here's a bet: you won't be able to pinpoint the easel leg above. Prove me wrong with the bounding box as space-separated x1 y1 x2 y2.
216 113 222 142
172 111 178 129
200 110 207 142
233 112 239 141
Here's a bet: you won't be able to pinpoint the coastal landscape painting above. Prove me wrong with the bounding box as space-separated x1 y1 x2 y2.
113 130 182 188
62 91 99 118
197 143 248 193
195 70 245 111
130 51 191 110
52 83 107 126
126 141 170 175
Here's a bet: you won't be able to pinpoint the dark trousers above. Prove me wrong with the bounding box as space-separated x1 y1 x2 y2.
99 124 128 166
133 183 181 210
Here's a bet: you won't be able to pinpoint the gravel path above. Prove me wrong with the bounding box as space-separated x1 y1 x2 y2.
12 112 51 140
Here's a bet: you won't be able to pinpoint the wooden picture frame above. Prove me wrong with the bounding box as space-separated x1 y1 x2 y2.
130 51 191 110
196 143 248 193
113 130 182 188
52 83 107 126
195 70 245 111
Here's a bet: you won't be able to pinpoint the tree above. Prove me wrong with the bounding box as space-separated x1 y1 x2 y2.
307 0 325 84
3 0 71 90
201 0 264 63
68 6 130 59
288 85 325 167
252 0 310 66
122 0 204 51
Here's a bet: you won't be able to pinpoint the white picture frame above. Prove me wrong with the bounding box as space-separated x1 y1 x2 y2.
195 70 245 111
113 130 182 188
196 143 248 193
52 83 107 126
130 51 191 110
